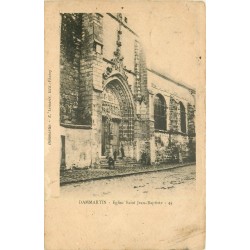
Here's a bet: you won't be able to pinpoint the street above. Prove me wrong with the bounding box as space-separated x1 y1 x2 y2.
61 164 196 198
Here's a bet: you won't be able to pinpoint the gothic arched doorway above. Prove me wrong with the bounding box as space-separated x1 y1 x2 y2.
101 78 134 156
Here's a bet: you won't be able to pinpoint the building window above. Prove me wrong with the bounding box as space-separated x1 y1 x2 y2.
94 42 103 54
180 102 186 133
154 94 166 130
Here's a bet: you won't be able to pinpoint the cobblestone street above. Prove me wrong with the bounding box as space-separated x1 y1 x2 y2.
60 162 195 185
61 164 196 198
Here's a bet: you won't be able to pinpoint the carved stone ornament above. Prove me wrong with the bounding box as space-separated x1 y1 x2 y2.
134 94 146 104
103 13 128 81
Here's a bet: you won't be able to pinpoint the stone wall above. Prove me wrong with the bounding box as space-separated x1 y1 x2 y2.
148 68 196 163
154 131 192 164
187 103 196 136
103 14 137 78
79 13 104 126
169 96 179 132
60 13 105 126
60 14 82 125
61 127 92 169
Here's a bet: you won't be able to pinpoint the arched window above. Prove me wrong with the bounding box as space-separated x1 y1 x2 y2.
154 94 166 130
180 102 186 133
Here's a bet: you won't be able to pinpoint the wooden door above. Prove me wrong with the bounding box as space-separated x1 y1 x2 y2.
111 120 120 153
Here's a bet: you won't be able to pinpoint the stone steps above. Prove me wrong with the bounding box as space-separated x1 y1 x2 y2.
100 157 140 168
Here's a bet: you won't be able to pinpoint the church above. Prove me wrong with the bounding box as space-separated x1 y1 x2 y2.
60 13 196 169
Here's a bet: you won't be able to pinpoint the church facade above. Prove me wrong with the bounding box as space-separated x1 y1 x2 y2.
60 13 196 169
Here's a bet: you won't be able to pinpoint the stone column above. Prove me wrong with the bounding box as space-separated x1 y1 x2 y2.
133 118 141 161
91 89 103 166
165 95 171 131
148 90 154 122
147 91 156 164
149 120 156 164
79 13 104 166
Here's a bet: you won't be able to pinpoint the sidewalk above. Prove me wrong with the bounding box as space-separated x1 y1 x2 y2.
60 162 196 186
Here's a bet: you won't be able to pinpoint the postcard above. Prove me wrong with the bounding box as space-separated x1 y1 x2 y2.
45 1 206 249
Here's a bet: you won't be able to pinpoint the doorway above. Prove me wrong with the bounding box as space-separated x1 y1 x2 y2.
101 117 120 156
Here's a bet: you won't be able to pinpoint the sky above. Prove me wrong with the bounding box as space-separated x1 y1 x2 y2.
125 2 205 89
